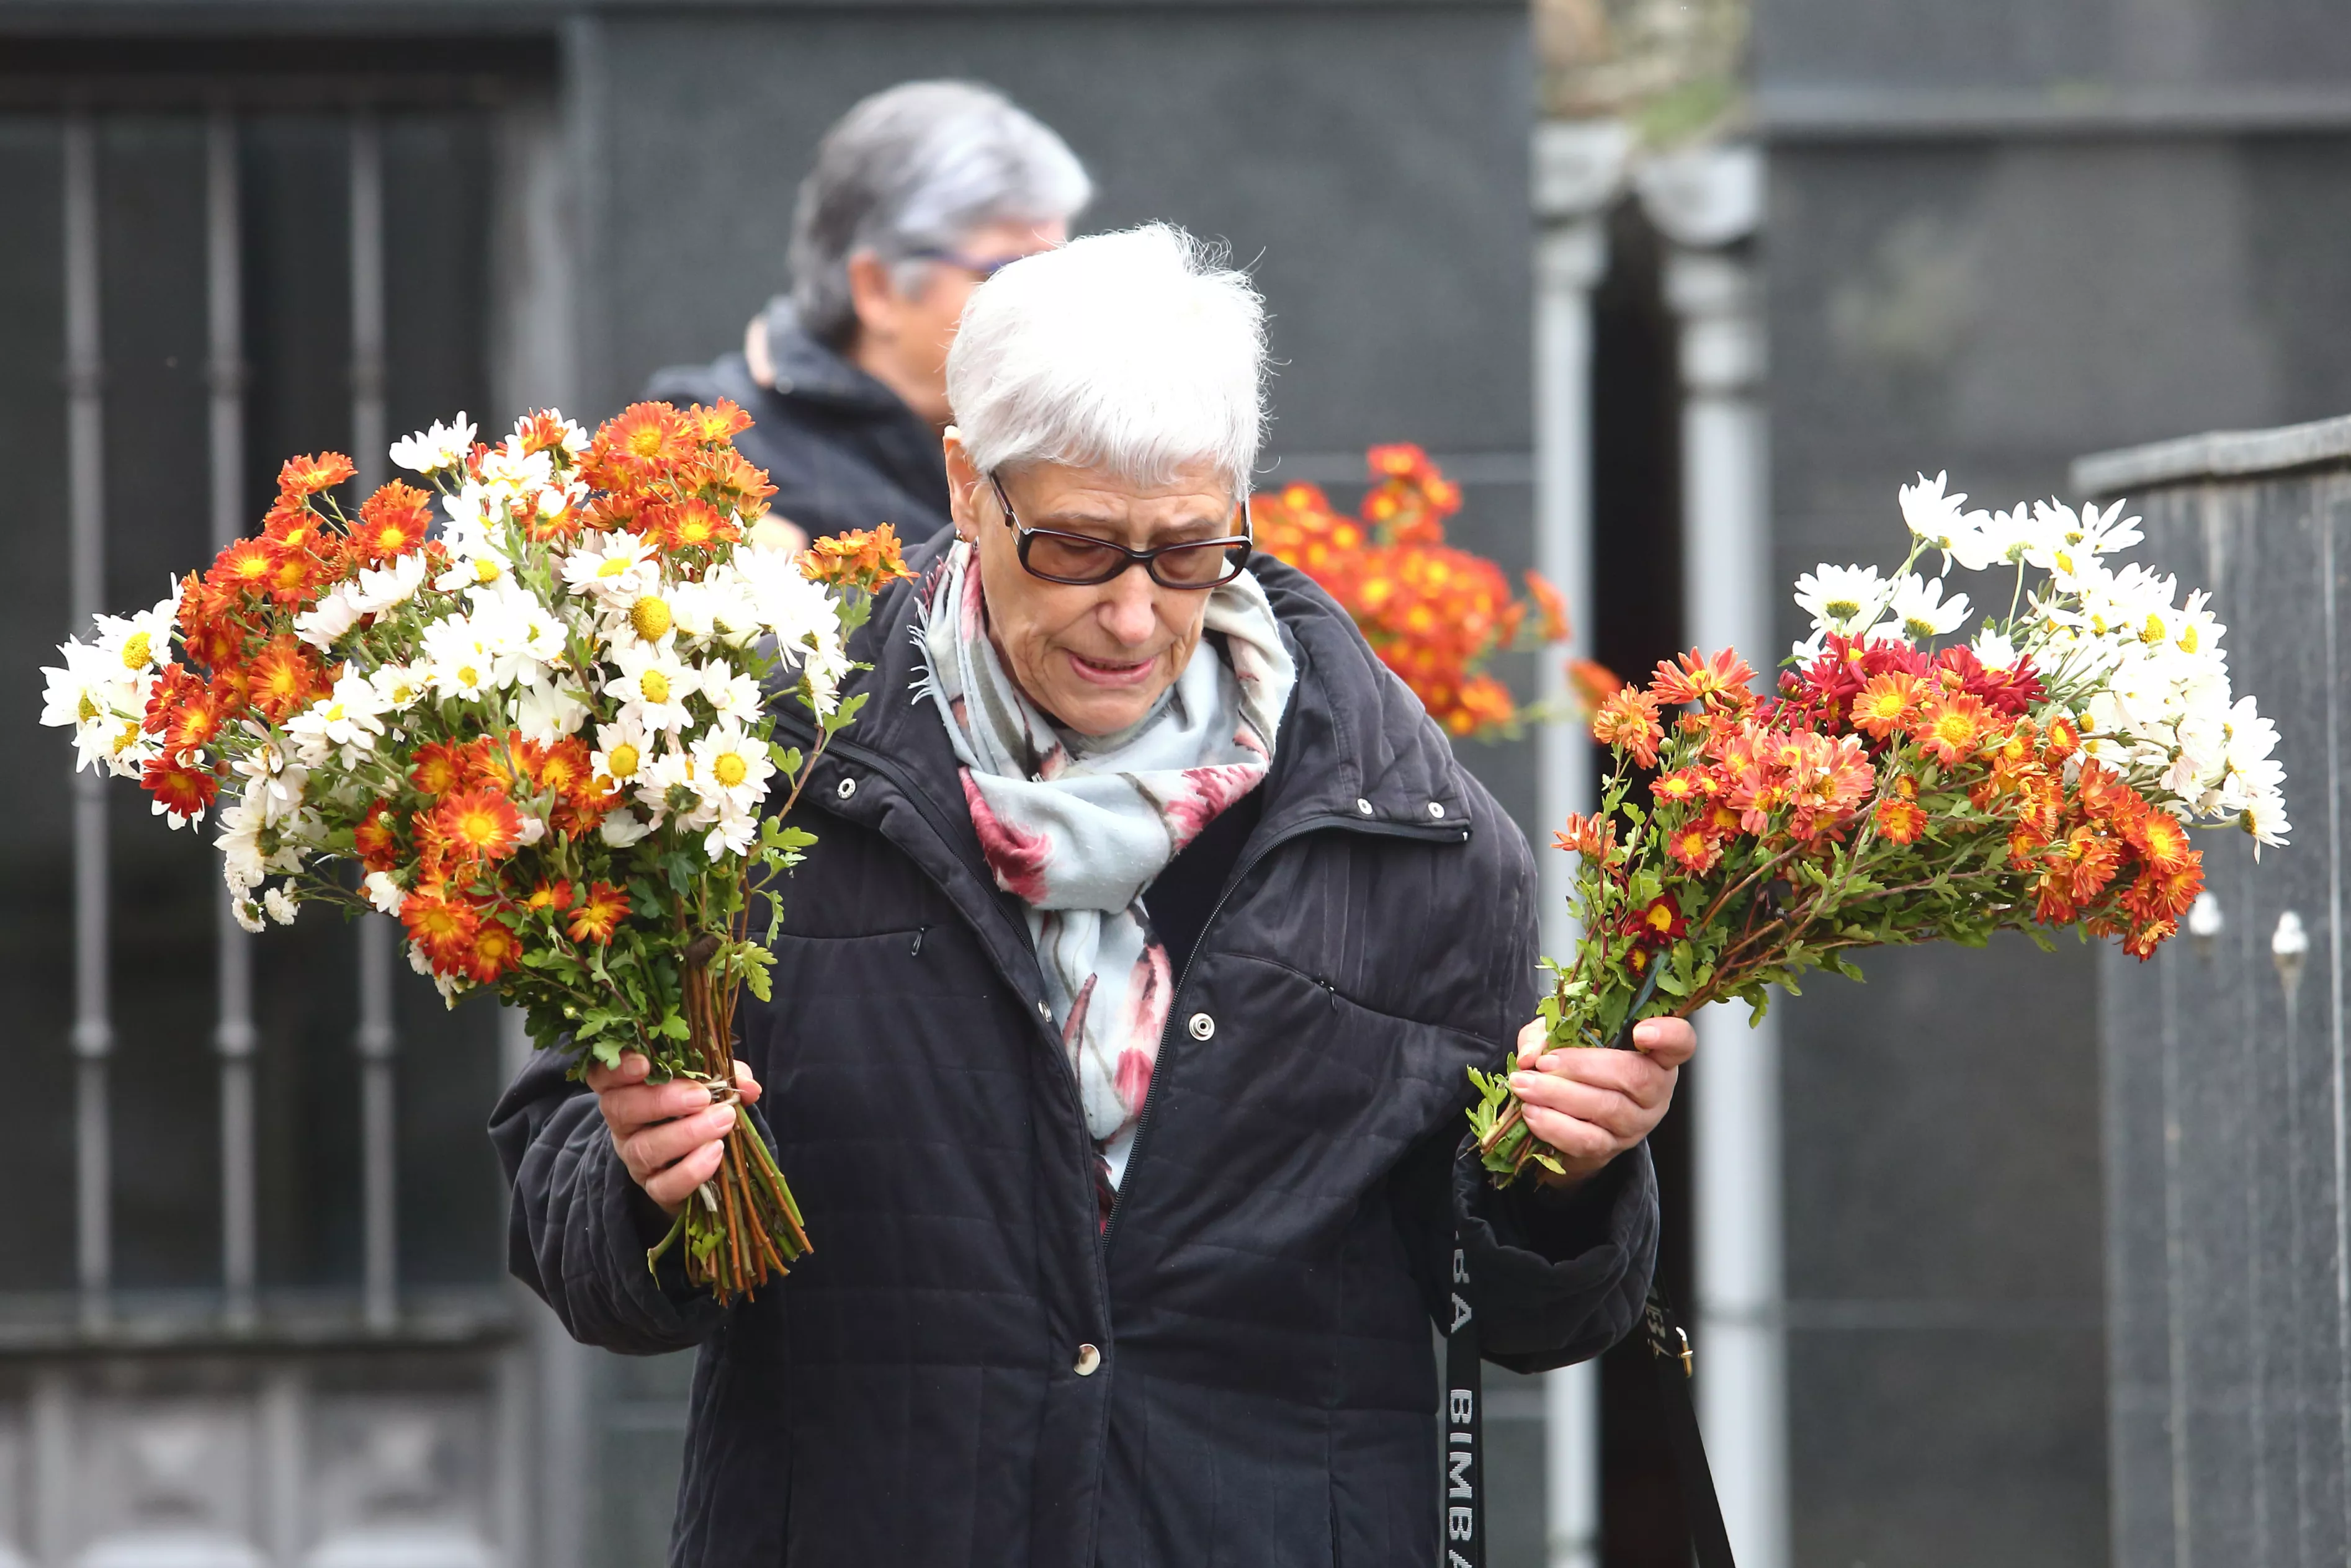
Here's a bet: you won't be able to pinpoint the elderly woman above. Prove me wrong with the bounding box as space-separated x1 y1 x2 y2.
496 225 1694 1567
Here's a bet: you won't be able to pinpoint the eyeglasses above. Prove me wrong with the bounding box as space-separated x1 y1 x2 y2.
988 473 1253 589
905 248 1028 281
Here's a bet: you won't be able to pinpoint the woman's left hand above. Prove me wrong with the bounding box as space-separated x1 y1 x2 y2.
1508 1015 1699 1189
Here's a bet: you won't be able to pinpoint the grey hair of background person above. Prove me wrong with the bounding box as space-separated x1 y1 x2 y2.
788 81 1093 350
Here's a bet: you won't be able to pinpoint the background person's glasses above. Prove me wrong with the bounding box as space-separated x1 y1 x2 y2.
988 473 1253 589
905 247 1027 280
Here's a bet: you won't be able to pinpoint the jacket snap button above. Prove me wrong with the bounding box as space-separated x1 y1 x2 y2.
1037 1000 1053 1022
1188 1011 1215 1041
1074 1343 1101 1376
835 776 858 800
1427 801 1446 819
1355 797 1373 816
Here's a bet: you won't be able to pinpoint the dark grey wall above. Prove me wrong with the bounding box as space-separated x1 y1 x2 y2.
1758 1 2351 1563
2093 443 2350 1568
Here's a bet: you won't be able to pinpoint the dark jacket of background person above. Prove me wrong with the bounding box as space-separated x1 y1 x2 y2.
491 540 1660 1567
645 297 952 542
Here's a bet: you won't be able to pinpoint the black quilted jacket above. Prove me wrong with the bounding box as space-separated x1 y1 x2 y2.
491 542 1659 1567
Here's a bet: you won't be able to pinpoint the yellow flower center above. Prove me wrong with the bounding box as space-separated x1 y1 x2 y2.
120 632 153 671
1824 598 1860 621
456 663 481 689
638 670 670 704
2178 625 2199 654
77 694 99 723
473 557 502 585
712 751 748 788
597 555 634 578
112 722 140 755
607 741 640 779
630 596 673 640
2141 614 2165 645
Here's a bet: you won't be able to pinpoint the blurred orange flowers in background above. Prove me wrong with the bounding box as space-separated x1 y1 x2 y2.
1253 444 1570 740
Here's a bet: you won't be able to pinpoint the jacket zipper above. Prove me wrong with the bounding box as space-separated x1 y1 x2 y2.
1098 812 1471 1250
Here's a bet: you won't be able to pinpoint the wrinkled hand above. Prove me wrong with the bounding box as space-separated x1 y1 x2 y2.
586 1050 764 1216
1509 1016 1698 1189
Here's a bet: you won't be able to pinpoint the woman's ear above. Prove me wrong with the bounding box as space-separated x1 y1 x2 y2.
845 249 902 345
942 430 981 542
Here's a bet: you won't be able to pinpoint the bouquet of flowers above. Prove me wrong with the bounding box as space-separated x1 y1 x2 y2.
1253 444 1573 739
40 402 910 1299
1472 475 2288 1183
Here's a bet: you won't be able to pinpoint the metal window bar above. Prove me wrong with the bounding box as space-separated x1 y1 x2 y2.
207 104 262 1332
65 110 113 1332
350 108 402 1335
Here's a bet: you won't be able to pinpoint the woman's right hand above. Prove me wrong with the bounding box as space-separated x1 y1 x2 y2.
585 1050 764 1216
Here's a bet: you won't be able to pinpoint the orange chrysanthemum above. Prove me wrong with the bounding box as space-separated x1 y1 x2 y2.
277 451 356 498
400 890 480 971
680 400 753 444
354 800 401 872
1552 812 1617 862
411 741 471 799
208 537 279 596
432 787 524 865
1649 648 1759 710
801 523 916 592
1665 823 1723 873
640 497 738 553
566 880 630 945
354 481 432 563
523 879 575 915
1592 686 1665 768
1874 795 1928 844
2125 805 2195 874
247 634 324 722
1910 692 1995 768
1850 672 1925 741
589 402 691 486
1523 571 1569 644
460 913 523 984
1650 768 1713 805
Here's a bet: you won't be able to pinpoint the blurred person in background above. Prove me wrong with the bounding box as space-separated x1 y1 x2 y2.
650 79 1091 552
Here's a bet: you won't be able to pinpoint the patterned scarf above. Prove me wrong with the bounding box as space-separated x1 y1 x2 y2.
916 540 1295 1192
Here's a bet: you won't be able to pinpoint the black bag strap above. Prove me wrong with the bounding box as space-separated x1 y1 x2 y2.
1446 1234 1735 1568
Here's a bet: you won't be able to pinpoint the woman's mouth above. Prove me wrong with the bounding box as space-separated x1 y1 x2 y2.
1065 649 1157 688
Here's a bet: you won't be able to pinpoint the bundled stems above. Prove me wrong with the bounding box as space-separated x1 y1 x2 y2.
647 943 812 1298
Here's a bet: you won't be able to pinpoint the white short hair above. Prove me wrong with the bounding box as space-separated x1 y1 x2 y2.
946 224 1266 500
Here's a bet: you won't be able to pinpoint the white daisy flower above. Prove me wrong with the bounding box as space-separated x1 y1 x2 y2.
285 671 389 766
590 713 653 797
1792 563 1891 639
262 886 300 926
688 720 776 816
362 871 406 916
1884 574 1971 642
562 532 660 609
607 643 697 732
388 413 475 476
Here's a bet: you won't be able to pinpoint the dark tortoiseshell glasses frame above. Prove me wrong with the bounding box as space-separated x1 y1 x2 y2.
987 472 1253 589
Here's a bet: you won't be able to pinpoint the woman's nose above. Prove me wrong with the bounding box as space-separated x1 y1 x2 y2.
1096 569 1162 645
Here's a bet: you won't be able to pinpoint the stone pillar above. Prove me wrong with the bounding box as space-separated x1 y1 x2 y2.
2074 414 2351 1568
1532 115 1628 1568
1639 140 1791 1568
